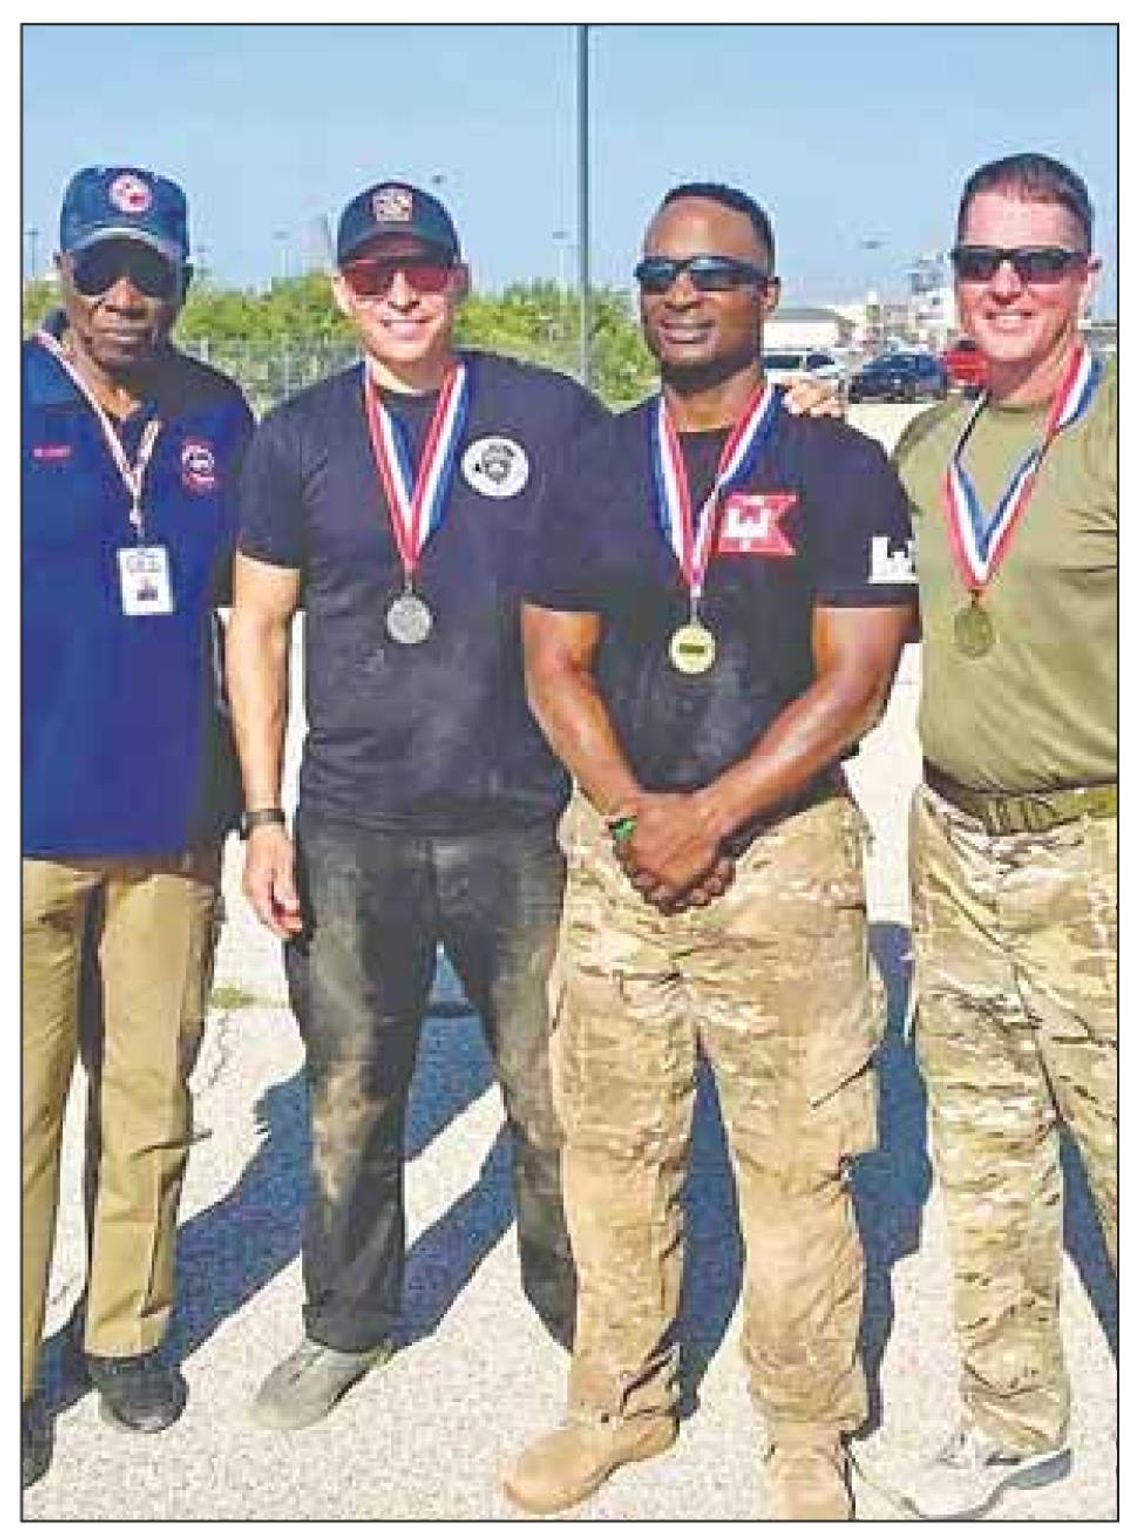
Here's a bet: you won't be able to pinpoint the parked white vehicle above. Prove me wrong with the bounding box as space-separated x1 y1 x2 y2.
762 347 846 389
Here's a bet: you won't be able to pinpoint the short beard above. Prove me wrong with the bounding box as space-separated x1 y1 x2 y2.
657 348 760 396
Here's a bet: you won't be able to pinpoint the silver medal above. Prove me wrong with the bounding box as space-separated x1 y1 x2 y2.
386 591 434 645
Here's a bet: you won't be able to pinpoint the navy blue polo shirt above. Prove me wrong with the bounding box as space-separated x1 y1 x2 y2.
526 397 917 797
23 315 254 857
238 350 606 833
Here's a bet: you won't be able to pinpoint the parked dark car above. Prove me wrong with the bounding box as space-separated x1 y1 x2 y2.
940 336 990 392
848 351 949 403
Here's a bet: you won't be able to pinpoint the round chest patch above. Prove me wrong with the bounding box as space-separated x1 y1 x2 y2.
461 436 530 499
109 173 153 215
181 438 218 494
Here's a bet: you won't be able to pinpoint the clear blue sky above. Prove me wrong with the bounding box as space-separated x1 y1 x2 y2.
21 23 1118 314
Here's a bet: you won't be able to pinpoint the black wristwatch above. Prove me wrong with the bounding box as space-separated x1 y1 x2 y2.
239 806 287 839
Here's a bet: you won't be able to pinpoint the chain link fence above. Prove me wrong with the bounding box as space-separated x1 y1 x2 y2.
180 335 597 416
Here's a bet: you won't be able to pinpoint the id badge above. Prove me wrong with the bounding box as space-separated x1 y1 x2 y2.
118 544 174 616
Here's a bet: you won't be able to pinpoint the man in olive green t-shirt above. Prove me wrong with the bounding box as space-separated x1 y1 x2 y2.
884 153 1116 1521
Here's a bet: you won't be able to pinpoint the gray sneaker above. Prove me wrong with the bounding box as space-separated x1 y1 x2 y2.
249 1337 393 1431
893 1421 1072 1520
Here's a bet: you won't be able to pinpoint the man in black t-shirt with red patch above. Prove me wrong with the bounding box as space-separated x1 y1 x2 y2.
502 183 917 1521
227 181 606 1431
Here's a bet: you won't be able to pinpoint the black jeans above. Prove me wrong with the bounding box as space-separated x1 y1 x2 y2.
285 812 575 1354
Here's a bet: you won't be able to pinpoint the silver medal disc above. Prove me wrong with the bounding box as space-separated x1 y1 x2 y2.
386 591 434 645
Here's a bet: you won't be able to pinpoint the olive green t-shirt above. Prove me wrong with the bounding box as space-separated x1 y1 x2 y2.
894 360 1116 791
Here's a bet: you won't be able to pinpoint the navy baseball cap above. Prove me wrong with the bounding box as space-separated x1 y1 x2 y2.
336 181 460 266
59 166 189 264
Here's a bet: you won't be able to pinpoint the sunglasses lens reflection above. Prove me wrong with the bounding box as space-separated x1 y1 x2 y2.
343 260 454 297
71 243 179 300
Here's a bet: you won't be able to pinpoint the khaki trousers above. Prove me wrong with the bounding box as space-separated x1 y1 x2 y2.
552 792 881 1442
22 851 221 1395
910 785 1117 1453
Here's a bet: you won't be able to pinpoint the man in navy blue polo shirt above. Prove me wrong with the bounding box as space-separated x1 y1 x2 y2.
22 166 253 1488
502 183 917 1520
226 179 608 1430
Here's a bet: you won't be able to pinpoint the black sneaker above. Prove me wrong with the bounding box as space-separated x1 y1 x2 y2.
87 1351 188 1433
22 1396 52 1489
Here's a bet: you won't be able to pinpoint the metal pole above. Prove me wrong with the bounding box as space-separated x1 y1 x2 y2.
576 24 591 387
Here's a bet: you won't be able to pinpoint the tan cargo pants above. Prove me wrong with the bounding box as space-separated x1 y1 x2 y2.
910 785 1117 1453
551 792 882 1444
22 851 222 1395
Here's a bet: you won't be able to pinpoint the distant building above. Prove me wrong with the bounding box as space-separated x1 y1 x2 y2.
766 305 855 350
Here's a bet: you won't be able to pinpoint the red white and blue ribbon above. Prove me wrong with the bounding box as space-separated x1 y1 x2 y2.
363 361 470 584
942 344 1100 591
650 382 783 609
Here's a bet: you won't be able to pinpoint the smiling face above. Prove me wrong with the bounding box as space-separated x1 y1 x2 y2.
639 196 779 393
332 234 468 393
955 189 1100 403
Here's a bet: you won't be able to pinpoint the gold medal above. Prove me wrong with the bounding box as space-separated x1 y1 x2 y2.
953 600 995 659
669 621 717 675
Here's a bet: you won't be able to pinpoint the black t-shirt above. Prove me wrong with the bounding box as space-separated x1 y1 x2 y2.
238 350 606 831
525 397 917 797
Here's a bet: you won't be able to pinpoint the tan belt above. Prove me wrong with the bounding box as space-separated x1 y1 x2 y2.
924 763 1117 835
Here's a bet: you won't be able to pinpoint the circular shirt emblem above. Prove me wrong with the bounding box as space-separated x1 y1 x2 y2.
461 436 530 499
109 172 153 215
181 438 218 494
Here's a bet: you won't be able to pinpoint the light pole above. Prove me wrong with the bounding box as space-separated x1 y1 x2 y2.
274 229 289 283
859 239 886 350
575 24 591 387
553 228 569 290
24 226 40 283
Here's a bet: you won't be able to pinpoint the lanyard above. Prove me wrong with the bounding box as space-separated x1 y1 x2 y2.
362 362 470 588
941 344 1100 594
36 329 162 539
649 382 782 616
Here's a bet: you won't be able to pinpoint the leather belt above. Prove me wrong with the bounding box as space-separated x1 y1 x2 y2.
923 763 1117 835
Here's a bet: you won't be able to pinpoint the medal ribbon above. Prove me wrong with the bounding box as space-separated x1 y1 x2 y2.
37 328 162 537
363 362 470 586
650 382 783 611
942 344 1100 593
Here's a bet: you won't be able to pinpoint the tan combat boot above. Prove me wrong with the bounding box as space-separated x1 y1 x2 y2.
502 1412 678 1514
764 1436 853 1521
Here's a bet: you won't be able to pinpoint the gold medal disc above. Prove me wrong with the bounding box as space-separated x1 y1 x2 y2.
669 622 717 675
953 600 995 659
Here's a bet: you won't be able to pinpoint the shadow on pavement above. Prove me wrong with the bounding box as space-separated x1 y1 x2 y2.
851 921 932 1437
1061 1133 1117 1357
40 933 1116 1426
38 957 507 1413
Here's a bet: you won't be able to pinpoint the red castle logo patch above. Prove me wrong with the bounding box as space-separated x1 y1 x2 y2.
108 173 153 215
181 439 218 494
717 492 797 557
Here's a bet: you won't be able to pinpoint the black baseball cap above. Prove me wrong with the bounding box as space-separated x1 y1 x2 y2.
336 181 460 266
59 165 189 264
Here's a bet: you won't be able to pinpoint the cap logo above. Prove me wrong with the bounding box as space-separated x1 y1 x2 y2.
372 186 414 224
108 173 153 215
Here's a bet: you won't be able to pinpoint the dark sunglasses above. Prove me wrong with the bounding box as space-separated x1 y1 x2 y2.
69 241 182 301
950 245 1089 284
340 256 457 298
634 253 771 295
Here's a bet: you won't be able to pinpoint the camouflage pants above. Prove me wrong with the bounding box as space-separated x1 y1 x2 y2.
910 784 1117 1453
551 791 882 1442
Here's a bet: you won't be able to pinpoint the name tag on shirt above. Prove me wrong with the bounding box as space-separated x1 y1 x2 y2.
118 544 174 616
717 492 797 557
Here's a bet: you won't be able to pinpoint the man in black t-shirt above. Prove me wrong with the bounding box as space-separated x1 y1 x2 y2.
227 180 606 1430
502 183 917 1521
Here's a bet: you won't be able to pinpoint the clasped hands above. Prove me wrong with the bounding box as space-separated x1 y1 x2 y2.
609 792 735 913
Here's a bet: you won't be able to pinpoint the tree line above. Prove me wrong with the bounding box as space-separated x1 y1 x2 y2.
22 273 658 411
